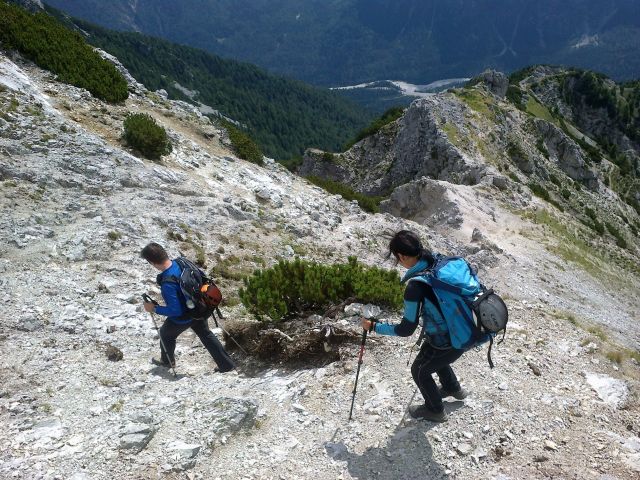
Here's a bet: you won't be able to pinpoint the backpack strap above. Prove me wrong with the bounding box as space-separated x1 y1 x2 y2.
487 336 495 369
158 275 179 285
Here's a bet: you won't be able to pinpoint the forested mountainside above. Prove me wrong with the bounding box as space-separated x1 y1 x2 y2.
6 1 372 161
46 0 640 85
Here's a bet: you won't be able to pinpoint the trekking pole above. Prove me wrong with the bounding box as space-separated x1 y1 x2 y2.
142 294 177 378
211 310 248 355
348 318 376 421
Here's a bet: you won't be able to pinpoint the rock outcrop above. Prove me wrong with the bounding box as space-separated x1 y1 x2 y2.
534 118 599 190
299 96 488 196
476 69 509 98
380 177 463 228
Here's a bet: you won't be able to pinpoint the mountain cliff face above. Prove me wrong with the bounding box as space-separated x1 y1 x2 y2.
45 0 640 85
1 16 640 480
300 69 639 268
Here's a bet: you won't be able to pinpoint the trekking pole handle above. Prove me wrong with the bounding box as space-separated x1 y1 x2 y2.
360 317 378 333
142 294 159 306
368 318 378 333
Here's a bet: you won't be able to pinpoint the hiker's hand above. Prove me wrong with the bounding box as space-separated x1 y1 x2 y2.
361 318 374 332
143 302 156 313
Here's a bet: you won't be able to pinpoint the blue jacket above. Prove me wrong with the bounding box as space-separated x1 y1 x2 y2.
155 260 191 325
374 259 451 348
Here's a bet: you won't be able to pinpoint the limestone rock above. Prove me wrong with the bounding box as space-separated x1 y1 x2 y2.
534 119 599 190
476 70 509 98
380 177 463 228
119 422 157 453
201 397 258 448
585 372 629 409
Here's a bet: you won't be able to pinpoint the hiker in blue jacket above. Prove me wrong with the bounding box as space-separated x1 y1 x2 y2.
141 242 235 373
361 230 467 422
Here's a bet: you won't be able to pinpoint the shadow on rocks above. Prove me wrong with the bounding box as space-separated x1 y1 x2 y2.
325 410 462 480
149 366 188 381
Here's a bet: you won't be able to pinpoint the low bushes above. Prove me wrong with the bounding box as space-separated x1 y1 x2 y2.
239 257 403 322
123 113 172 160
222 120 263 165
305 176 383 213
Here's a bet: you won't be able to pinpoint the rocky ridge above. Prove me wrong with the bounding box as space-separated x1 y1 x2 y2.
300 69 638 253
0 52 639 480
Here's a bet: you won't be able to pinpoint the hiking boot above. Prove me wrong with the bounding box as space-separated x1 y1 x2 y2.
439 386 468 400
408 404 447 423
151 357 174 368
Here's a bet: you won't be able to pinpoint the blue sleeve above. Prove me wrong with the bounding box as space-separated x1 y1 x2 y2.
155 282 185 317
373 282 424 337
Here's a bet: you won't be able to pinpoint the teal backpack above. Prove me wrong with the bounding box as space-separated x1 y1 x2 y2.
408 255 508 368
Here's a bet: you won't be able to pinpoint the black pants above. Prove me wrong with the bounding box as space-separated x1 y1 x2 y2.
159 318 235 372
411 343 464 413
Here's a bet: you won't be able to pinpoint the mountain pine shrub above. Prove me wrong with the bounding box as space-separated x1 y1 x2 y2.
221 120 263 165
305 176 383 213
506 85 526 111
527 182 550 202
123 113 172 160
605 222 627 249
239 257 403 322
0 2 128 103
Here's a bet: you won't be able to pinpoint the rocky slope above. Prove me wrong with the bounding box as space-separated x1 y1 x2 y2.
1 52 639 480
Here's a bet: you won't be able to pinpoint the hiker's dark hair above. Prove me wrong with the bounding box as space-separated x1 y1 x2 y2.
388 230 435 265
141 242 169 264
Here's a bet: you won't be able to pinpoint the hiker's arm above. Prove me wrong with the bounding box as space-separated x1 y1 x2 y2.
373 282 423 337
154 283 184 317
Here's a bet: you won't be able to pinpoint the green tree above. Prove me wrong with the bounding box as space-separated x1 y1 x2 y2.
123 113 172 160
0 2 128 103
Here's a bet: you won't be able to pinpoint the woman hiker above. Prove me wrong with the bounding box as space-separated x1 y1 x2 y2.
361 230 468 422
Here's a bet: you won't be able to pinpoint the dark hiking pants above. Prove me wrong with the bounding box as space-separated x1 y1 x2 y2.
411 343 464 413
159 318 235 371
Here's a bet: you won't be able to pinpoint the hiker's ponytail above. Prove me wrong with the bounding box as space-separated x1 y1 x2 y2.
419 246 436 266
388 230 435 266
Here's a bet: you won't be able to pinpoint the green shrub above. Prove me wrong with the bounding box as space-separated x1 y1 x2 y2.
222 121 263 165
583 207 605 234
107 230 122 241
507 140 527 161
322 152 336 162
0 2 128 103
306 175 383 213
508 66 537 85
605 222 627 249
344 106 404 150
123 113 172 160
281 155 303 172
585 207 597 221
528 182 551 201
548 173 561 187
561 188 571 199
506 85 525 110
239 257 403 322
592 220 605 235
